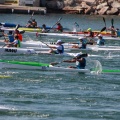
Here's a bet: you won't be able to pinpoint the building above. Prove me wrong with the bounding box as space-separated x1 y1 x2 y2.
0 0 46 7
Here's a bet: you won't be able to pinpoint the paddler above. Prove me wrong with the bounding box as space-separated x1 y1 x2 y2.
86 28 94 38
96 34 105 46
41 24 47 33
7 35 21 47
85 28 95 45
63 53 87 69
48 40 64 54
71 38 87 49
56 23 63 32
26 19 37 28
108 26 116 37
116 28 120 37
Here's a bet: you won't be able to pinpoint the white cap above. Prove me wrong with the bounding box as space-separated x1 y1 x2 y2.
56 40 62 44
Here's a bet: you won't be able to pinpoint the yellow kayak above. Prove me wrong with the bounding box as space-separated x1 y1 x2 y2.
18 27 42 32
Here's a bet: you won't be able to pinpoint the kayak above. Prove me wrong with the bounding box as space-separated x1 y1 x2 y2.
35 32 120 41
0 46 36 55
0 59 90 73
64 30 112 36
1 27 42 32
102 69 120 74
0 22 68 31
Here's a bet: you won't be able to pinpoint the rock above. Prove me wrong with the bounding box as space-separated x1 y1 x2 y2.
111 1 120 8
106 8 119 15
98 6 109 15
81 2 90 9
57 1 64 9
96 2 107 10
85 6 94 14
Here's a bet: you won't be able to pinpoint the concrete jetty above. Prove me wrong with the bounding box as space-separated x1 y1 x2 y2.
0 4 47 15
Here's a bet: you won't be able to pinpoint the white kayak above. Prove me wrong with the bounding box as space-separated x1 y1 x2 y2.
0 46 36 55
0 60 90 73
35 32 120 41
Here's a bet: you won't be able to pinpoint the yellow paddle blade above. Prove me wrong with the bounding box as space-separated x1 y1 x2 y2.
0 75 12 78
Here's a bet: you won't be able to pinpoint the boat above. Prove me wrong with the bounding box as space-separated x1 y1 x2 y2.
0 46 36 55
1 27 42 32
102 69 120 74
0 22 68 31
35 32 120 41
0 59 91 73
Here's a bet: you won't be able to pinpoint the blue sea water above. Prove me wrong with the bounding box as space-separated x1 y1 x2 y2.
0 13 120 120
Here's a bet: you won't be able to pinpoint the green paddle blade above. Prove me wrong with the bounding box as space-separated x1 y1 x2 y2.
0 59 49 67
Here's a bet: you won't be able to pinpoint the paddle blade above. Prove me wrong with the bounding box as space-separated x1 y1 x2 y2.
103 17 106 26
100 27 106 32
111 18 114 26
15 24 20 30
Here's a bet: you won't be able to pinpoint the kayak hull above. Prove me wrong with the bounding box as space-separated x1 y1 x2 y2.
0 60 90 73
0 47 36 55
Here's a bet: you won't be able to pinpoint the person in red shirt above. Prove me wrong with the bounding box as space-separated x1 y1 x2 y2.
56 23 63 32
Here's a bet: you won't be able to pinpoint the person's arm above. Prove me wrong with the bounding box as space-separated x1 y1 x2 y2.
63 58 76 63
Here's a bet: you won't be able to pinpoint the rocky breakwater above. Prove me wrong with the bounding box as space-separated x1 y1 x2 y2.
46 0 120 15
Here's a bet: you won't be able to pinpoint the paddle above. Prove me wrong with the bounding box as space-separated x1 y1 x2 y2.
111 18 114 26
74 22 79 28
103 17 106 28
96 27 106 36
103 17 107 32
50 53 88 65
47 17 62 32
39 40 54 51
30 11 34 21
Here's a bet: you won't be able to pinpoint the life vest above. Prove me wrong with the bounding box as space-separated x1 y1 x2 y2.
89 31 94 37
18 34 22 41
76 58 86 69
57 45 64 54
8 35 14 42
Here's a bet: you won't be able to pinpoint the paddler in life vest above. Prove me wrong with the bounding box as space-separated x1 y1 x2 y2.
49 40 64 54
116 28 120 37
108 26 116 37
41 24 47 33
96 34 105 46
87 28 94 37
71 38 87 49
63 53 87 69
7 35 21 48
14 29 23 42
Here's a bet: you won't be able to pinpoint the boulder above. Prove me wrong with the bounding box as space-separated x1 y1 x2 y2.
81 2 91 9
98 6 109 15
96 2 107 10
84 6 94 14
111 1 120 8
106 8 119 15
57 1 64 9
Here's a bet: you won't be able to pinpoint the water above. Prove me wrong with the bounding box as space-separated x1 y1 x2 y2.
0 13 120 120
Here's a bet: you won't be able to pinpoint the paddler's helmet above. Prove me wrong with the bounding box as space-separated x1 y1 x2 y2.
87 28 92 31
